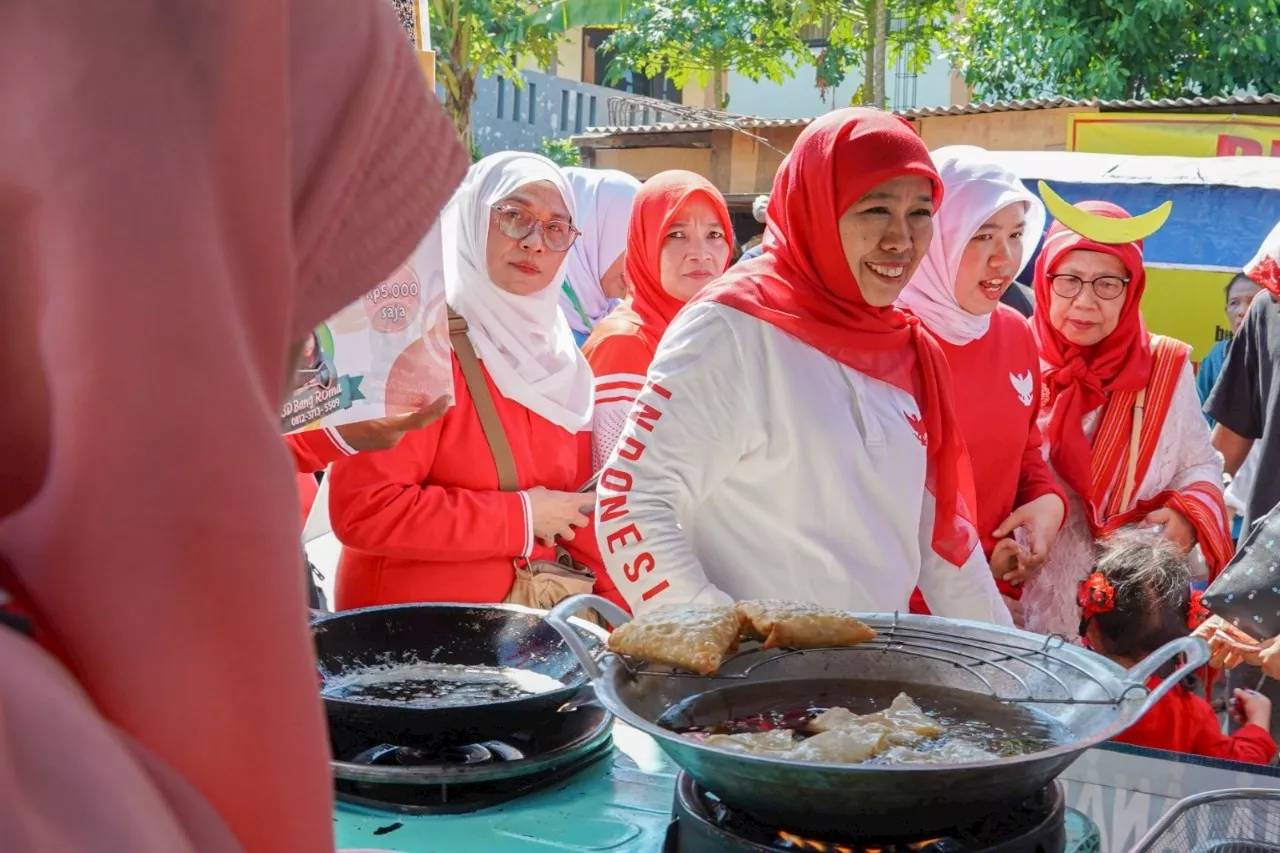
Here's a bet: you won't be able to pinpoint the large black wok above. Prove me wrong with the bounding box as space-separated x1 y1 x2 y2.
545 594 1207 837
313 603 606 748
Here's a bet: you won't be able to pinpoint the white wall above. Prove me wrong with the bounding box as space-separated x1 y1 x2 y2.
726 48 954 119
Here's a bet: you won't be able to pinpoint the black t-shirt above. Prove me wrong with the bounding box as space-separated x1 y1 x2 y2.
1205 293 1280 535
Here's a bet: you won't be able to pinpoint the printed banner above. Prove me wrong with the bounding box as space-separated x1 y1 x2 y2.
1141 266 1238 362
281 222 453 434
1068 112 1280 157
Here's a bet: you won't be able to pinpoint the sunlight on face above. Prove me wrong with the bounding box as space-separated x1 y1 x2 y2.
837 175 935 306
485 180 573 295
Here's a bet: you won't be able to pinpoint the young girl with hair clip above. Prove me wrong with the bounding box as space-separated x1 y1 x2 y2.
1081 529 1276 764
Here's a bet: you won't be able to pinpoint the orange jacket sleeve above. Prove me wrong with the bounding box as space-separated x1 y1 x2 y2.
285 428 352 474
327 422 528 562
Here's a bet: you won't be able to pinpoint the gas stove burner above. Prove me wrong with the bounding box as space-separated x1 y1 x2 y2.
331 703 614 815
349 739 525 767
667 772 1070 853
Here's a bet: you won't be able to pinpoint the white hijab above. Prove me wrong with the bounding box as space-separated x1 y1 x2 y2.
560 167 641 334
442 152 594 433
898 145 1046 345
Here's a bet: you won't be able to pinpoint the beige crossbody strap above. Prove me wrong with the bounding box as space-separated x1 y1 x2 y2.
448 309 519 492
1119 387 1147 511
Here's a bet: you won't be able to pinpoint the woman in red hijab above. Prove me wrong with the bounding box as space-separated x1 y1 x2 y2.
591 108 1009 624
582 170 733 470
1021 201 1233 641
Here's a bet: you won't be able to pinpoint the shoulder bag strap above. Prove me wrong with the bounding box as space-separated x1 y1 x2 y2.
448 309 519 492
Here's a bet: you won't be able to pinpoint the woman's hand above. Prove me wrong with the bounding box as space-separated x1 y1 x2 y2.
1194 617 1279 677
992 493 1065 574
989 537 1031 585
1231 689 1273 731
1143 506 1196 552
527 487 595 546
334 397 452 452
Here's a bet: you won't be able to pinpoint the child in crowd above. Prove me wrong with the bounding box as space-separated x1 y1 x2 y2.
1080 530 1276 765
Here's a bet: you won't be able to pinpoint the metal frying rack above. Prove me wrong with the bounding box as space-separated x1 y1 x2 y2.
613 611 1203 708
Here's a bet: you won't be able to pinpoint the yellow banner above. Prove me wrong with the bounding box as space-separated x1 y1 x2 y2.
1142 266 1235 362
1068 113 1280 157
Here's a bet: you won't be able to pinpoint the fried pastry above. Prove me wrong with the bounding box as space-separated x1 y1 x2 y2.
606 604 741 674
703 729 797 755
734 600 877 649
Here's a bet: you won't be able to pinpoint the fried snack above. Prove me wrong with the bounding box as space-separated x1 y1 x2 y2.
606 604 742 674
703 729 797 755
734 600 877 649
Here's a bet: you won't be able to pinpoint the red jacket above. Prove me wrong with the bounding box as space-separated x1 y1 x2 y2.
912 307 1066 612
286 428 355 526
327 354 624 610
1114 677 1277 765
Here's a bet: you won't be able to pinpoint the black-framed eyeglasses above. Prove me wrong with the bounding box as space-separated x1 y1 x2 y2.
490 204 579 252
1048 273 1129 301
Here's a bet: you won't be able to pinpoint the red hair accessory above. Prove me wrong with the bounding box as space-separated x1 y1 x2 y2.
1187 588 1211 630
1078 572 1115 619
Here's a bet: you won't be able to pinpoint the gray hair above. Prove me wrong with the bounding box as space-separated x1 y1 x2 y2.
1094 528 1190 608
752 194 769 223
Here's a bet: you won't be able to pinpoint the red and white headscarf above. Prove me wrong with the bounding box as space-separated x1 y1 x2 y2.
697 107 980 569
1245 218 1280 298
1032 202 1153 502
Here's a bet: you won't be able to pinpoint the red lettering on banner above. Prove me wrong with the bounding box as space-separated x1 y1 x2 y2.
601 468 633 492
630 402 664 432
598 493 629 523
617 436 647 462
649 382 673 400
641 579 670 601
1217 134 1264 157
623 552 655 583
606 523 643 554
1272 141 1280 157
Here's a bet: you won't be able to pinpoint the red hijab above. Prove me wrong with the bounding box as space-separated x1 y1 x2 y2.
1032 203 1153 502
698 108 979 569
621 170 733 351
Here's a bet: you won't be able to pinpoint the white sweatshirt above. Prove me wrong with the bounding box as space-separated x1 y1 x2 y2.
595 301 1011 625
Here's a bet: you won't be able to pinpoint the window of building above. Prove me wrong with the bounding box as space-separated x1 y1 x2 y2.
581 28 682 103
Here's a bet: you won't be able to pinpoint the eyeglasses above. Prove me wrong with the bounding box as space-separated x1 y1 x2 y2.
490 204 579 252
1048 274 1129 301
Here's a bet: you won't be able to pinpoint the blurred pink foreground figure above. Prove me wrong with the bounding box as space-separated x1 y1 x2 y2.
0 1 466 850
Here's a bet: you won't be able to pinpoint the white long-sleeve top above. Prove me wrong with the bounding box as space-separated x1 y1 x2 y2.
595 301 1011 625
1022 357 1225 640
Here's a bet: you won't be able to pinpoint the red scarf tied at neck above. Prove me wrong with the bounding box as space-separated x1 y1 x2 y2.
625 170 733 351
696 107 980 569
1032 202 1153 502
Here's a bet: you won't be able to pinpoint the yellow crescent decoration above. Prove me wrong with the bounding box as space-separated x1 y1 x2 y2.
1037 181 1173 245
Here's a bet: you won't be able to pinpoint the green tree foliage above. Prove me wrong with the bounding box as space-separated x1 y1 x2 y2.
417 0 562 149
597 0 958 110
600 0 811 109
536 137 583 166
954 0 1280 101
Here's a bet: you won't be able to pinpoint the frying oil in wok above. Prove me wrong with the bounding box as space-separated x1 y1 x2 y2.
322 662 564 708
661 681 1071 765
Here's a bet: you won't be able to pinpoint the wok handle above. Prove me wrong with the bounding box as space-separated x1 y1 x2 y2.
1123 635 1210 718
544 594 632 681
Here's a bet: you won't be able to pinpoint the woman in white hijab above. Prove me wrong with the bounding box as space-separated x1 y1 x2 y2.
560 167 642 346
897 146 1066 626
328 152 627 611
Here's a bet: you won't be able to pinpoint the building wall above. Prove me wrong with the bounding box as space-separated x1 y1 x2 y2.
915 107 1087 152
725 49 954 119
470 69 620 156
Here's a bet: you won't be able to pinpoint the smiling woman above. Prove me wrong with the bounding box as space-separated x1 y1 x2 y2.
327 152 627 612
590 109 1010 626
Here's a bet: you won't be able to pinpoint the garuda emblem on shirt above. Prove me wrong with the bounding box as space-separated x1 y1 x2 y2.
904 411 927 446
1009 371 1034 407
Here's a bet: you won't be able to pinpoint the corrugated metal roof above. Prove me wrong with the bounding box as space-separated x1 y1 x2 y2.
576 94 1280 139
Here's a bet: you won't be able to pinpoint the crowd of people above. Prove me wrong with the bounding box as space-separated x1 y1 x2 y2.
4 4 1280 850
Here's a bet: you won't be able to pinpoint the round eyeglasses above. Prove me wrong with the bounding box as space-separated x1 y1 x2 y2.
1047 273 1129 301
491 204 579 252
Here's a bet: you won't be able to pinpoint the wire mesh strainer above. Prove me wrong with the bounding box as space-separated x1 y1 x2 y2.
1130 789 1280 853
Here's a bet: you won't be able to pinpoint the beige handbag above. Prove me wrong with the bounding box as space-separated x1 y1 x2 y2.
448 311 600 617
